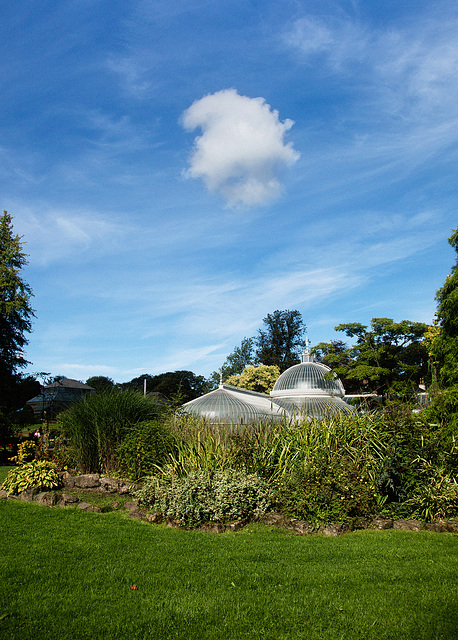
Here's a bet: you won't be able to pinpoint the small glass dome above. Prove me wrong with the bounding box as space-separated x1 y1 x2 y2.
271 352 345 399
182 387 281 424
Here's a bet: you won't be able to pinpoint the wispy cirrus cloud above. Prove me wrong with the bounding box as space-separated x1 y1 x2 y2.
284 12 458 120
181 89 300 207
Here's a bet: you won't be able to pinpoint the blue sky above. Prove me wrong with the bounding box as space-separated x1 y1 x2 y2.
2 0 457 383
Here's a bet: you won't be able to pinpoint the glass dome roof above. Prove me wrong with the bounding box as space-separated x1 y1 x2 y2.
182 387 283 424
271 352 345 398
273 396 354 419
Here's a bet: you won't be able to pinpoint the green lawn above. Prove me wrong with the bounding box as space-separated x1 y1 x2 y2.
0 500 457 640
0 465 12 484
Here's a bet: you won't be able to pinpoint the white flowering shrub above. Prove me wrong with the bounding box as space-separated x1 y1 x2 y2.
135 469 274 527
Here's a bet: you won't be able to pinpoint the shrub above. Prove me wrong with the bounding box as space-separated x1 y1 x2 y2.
404 458 458 521
116 420 174 480
135 469 274 527
60 389 166 473
276 453 380 525
8 439 36 464
2 460 60 495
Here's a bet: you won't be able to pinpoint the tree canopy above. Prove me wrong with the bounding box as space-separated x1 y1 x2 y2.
0 211 36 437
428 228 458 389
120 370 206 404
208 337 254 388
0 211 35 378
85 376 115 393
254 309 306 372
225 364 281 393
312 318 429 396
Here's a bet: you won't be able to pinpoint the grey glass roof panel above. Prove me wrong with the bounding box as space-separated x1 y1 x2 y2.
272 396 355 419
272 362 345 397
182 388 279 424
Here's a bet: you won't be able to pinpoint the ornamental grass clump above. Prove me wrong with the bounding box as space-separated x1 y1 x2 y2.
60 389 167 474
135 469 274 527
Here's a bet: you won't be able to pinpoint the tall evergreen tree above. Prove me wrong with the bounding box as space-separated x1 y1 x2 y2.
255 309 306 372
0 210 35 395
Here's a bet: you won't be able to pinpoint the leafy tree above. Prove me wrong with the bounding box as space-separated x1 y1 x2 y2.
226 364 281 393
207 337 254 388
312 318 429 396
428 228 458 389
120 371 206 404
255 309 306 372
85 376 115 393
0 211 36 439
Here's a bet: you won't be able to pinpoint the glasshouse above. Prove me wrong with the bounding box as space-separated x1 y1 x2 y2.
182 348 356 424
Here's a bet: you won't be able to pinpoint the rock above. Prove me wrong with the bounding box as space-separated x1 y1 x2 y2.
229 520 247 532
60 472 75 489
34 492 58 506
99 477 120 493
291 521 315 535
393 519 423 531
0 489 8 500
166 518 182 529
110 501 120 510
77 502 102 513
371 518 394 530
118 483 133 495
147 512 163 524
323 523 351 537
74 474 100 489
199 523 226 533
445 519 458 533
123 500 139 512
128 509 148 521
19 487 38 501
259 512 285 526
59 493 79 507
425 520 447 532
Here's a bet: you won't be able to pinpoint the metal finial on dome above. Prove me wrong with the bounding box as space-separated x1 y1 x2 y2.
301 336 313 363
219 370 223 387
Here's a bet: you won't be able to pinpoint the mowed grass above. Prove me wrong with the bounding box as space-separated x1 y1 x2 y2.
0 500 457 640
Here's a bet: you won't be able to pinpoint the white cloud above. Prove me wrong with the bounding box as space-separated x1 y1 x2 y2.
181 89 300 207
284 13 458 120
11 204 125 266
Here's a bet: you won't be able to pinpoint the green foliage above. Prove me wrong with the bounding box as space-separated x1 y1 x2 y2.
427 228 458 393
1 459 59 494
120 370 206 403
405 458 458 521
0 211 35 377
277 453 379 524
85 376 115 393
135 469 274 526
60 388 165 473
225 364 280 393
255 309 306 371
313 317 429 396
0 212 37 427
207 337 255 389
116 419 174 480
9 439 36 464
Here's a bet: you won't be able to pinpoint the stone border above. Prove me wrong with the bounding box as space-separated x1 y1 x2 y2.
1 474 457 535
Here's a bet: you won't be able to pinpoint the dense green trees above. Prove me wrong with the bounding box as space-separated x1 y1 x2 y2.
85 376 115 393
254 309 306 371
120 370 206 404
428 228 458 389
0 211 37 438
312 318 429 396
225 364 281 393
208 337 255 388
